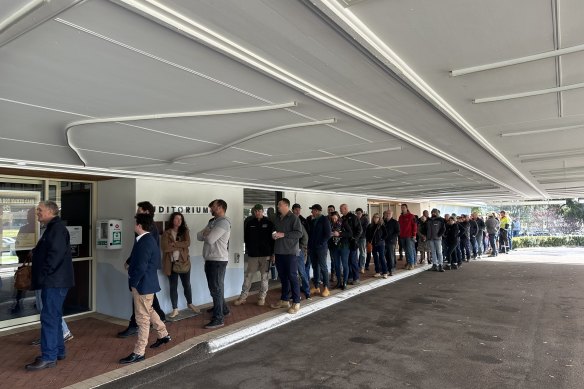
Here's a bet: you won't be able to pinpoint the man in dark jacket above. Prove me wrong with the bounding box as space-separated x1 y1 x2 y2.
355 208 369 274
383 209 400 273
459 215 471 262
271 198 303 314
307 204 332 297
118 201 166 338
427 209 446 272
119 213 170 365
235 204 274 307
340 204 363 285
25 201 75 371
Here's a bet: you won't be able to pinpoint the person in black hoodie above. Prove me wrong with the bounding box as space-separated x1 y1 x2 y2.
234 204 274 307
383 209 400 274
444 217 460 270
459 214 472 262
367 214 389 277
339 204 362 285
427 209 446 272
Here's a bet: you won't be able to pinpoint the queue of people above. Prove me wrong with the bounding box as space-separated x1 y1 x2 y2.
21 196 515 369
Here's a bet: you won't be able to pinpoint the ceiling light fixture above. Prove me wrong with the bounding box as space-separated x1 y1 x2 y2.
474 82 584 104
451 43 584 77
501 123 584 137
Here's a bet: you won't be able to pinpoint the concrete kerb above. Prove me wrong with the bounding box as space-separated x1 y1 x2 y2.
72 264 430 388
207 264 431 352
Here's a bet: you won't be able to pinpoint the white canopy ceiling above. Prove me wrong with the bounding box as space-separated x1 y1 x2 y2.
1 0 582 202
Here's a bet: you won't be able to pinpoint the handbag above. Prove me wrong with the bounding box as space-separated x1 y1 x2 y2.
366 242 373 254
172 258 191 274
14 261 32 290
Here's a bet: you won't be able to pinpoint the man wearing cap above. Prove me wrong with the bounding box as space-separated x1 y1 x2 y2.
234 204 274 306
307 204 332 297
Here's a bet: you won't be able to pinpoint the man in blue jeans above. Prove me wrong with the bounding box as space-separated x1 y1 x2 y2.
340 204 362 285
197 199 232 329
25 201 75 371
271 198 303 314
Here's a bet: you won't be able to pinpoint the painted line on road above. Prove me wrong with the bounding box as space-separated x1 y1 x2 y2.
208 265 431 353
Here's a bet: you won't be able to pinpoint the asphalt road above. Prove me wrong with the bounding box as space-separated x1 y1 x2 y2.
105 257 584 389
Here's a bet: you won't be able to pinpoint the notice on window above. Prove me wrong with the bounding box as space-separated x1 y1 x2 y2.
66 226 82 245
0 190 40 251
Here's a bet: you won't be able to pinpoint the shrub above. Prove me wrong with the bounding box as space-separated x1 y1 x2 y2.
512 235 584 248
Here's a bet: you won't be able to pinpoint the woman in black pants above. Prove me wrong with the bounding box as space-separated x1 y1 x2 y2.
162 212 199 317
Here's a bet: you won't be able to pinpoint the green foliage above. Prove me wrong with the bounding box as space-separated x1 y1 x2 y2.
512 235 584 248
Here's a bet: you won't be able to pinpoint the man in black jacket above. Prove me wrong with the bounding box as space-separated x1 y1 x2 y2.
383 209 400 273
340 204 363 285
25 201 75 371
235 204 274 306
427 209 446 272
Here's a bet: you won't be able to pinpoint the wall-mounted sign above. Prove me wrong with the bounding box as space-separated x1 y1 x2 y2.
156 205 210 215
66 226 82 245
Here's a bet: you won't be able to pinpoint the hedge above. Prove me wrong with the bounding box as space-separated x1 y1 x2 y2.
512 235 584 248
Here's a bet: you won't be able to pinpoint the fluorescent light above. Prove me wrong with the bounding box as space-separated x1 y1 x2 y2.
501 124 584 137
474 82 584 104
451 43 584 77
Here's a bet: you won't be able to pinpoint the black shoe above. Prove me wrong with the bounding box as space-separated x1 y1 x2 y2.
389 272 393 276
204 320 224 329
25 359 56 370
10 303 21 314
451 264 458 270
119 353 145 364
438 265 445 272
430 264 437 271
117 326 138 338
341 283 347 291
36 354 65 361
206 307 214 313
223 310 231 317
150 335 171 349
398 256 403 261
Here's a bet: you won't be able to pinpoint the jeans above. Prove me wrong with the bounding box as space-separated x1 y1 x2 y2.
385 241 397 271
372 242 388 274
460 237 471 261
476 232 483 256
296 249 310 297
168 268 193 309
276 254 300 304
40 287 68 361
35 289 70 336
446 244 458 265
310 248 329 288
428 239 443 266
489 233 498 255
398 238 405 259
358 238 367 269
403 237 416 265
332 246 350 286
204 260 229 322
470 236 478 258
349 249 360 281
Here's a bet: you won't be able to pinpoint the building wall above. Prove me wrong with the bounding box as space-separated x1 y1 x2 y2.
95 178 244 320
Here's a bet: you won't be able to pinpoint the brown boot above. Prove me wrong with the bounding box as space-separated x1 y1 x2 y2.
321 286 330 297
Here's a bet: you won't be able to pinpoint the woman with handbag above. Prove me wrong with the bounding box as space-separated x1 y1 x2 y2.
162 212 199 318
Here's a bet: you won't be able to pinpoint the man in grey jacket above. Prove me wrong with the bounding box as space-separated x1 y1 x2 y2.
197 199 231 329
485 213 500 257
270 198 303 314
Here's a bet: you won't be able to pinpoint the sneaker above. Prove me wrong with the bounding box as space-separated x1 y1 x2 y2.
257 298 265 306
321 287 330 297
451 264 458 270
204 320 224 329
353 279 361 285
438 265 445 272
373 273 382 278
287 303 300 314
233 298 246 306
430 264 437 271
270 300 291 309
168 309 179 318
360 268 365 274
188 304 201 314
63 332 74 342
309 286 320 295
382 274 388 279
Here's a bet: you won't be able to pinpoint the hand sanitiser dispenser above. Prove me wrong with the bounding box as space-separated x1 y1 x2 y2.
96 219 123 249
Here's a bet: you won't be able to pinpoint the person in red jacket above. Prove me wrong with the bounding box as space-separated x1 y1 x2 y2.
398 204 417 270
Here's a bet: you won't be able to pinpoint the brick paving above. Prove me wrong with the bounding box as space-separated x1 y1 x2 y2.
0 260 416 389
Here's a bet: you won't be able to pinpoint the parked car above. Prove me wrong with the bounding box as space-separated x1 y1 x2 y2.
1 237 15 254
